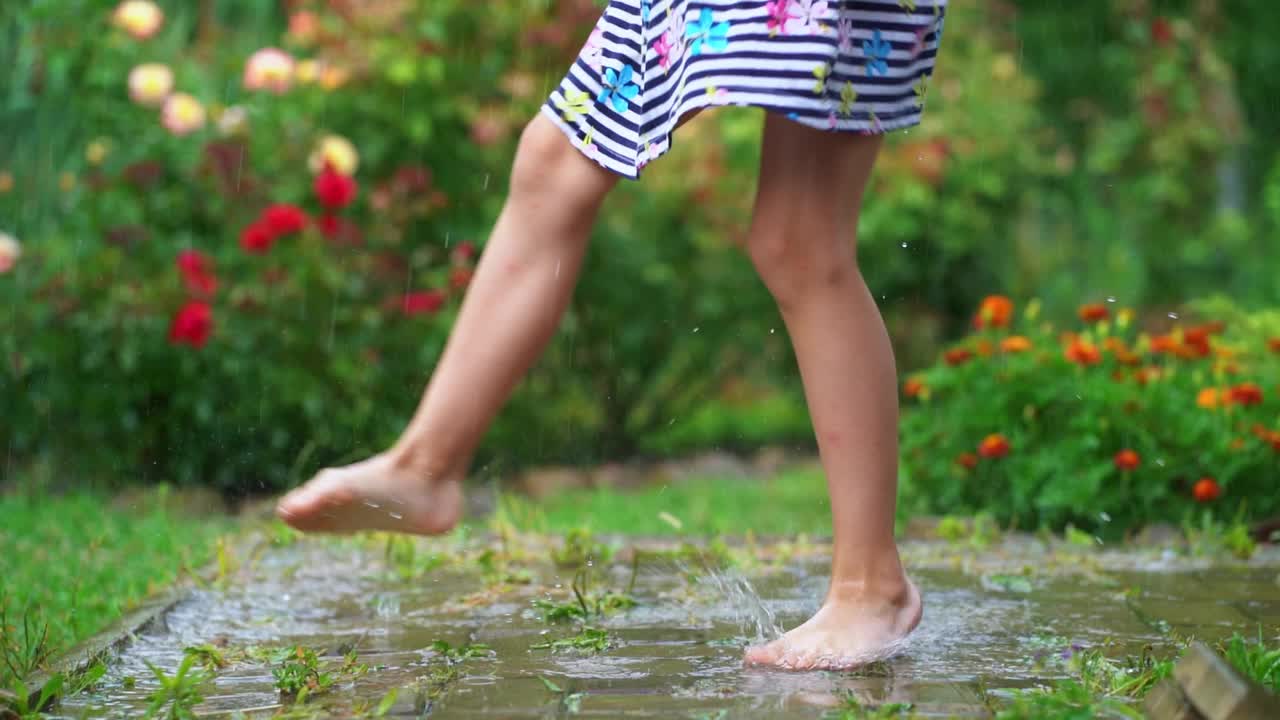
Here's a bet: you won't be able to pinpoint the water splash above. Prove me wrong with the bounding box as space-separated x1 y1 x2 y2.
693 563 782 643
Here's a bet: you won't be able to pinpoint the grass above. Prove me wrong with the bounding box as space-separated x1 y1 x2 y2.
490 466 834 537
0 485 234 691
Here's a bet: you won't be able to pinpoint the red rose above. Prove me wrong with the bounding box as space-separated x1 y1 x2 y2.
176 250 217 297
1151 17 1174 47
314 164 357 209
317 213 363 245
451 241 476 264
240 221 276 254
401 290 445 316
261 204 309 235
449 266 473 291
169 301 213 348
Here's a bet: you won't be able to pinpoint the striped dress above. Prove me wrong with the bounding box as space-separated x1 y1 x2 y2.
541 0 947 179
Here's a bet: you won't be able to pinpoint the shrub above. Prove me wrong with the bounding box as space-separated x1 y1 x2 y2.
899 294 1280 533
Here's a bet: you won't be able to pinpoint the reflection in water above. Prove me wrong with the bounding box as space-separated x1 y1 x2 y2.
57 538 1275 718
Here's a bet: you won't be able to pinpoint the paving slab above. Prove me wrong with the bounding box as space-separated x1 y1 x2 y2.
49 534 1280 719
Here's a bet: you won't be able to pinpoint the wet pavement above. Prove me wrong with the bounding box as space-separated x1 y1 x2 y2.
56 531 1280 719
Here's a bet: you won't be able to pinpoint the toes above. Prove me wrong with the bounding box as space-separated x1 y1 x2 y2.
743 640 784 667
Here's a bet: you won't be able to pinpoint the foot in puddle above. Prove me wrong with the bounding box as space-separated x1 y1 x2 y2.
743 579 922 671
275 451 463 535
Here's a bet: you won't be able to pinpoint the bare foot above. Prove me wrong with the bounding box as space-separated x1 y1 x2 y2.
275 452 463 535
743 579 922 671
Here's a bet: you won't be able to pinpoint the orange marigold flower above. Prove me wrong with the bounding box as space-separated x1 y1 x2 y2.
1228 382 1263 406
1230 437 1246 451
1114 449 1140 471
1268 337 1280 354
944 348 973 367
975 339 994 357
903 378 926 398
1000 335 1032 353
1184 322 1224 343
1182 335 1211 358
1102 337 1126 353
978 433 1011 459
956 452 978 469
1078 303 1110 323
1192 477 1221 503
973 295 1014 330
1065 339 1101 366
1196 387 1220 409
1135 366 1162 385
1150 334 1180 355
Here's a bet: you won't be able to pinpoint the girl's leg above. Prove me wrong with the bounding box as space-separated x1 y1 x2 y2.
742 114 920 670
277 114 619 534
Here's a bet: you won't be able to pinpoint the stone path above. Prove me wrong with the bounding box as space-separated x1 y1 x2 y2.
58 532 1280 719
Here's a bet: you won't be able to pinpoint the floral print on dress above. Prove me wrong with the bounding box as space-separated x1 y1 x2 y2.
599 64 641 112
765 0 789 36
541 0 946 180
686 8 730 56
653 10 687 72
786 0 830 34
555 88 593 122
863 30 891 76
584 26 606 70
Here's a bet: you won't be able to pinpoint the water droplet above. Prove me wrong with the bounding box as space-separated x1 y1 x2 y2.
769 328 775 334
389 512 403 520
1106 296 1117 303
1155 458 1166 467
693 327 700 333
1167 312 1179 319
364 500 381 509
900 241 909 248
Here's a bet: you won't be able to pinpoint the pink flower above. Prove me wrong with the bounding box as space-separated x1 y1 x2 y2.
786 0 829 34
583 27 606 70
0 232 21 274
766 0 791 34
240 222 276 254
161 93 206 136
113 1 164 40
287 11 319 45
128 63 173 107
243 48 295 93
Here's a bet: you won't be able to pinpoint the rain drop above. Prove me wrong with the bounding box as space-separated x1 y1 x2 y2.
900 241 909 248
1106 297 1117 303
1167 312 1179 319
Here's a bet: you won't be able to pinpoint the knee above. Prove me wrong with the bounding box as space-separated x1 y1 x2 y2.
747 222 859 305
509 115 607 211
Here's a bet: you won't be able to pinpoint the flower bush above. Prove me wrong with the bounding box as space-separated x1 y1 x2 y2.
900 295 1280 533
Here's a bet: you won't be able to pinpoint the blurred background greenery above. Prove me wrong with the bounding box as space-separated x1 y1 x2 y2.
2 0 1279 532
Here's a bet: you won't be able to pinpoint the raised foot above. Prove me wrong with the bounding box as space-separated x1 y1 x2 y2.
743 580 922 671
275 452 463 535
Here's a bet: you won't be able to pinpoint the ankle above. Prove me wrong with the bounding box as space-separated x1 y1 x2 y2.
386 443 463 485
826 570 913 606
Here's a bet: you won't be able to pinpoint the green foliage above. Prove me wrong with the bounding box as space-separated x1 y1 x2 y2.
271 646 335 697
900 296 1280 532
822 691 915 719
493 466 832 537
550 527 616 569
1221 631 1280 693
532 566 635 625
2 0 1279 496
994 680 1142 720
0 484 230 690
531 627 612 653
144 654 211 720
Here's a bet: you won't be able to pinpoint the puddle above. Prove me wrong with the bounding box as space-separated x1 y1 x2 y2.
54 535 1280 718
